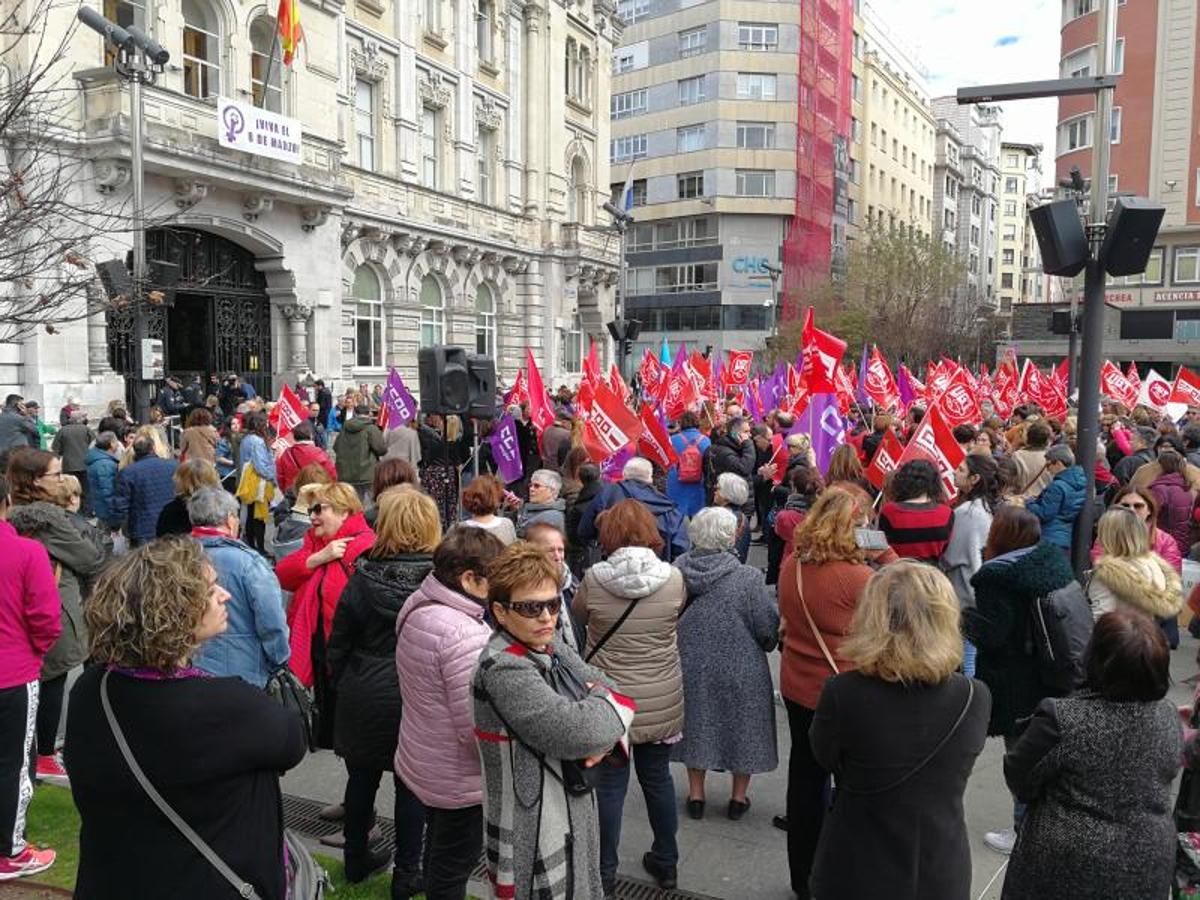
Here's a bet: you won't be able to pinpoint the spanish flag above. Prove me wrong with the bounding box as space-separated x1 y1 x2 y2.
276 0 303 66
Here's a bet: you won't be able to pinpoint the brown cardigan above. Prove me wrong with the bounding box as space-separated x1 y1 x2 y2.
179 425 218 464
778 549 898 710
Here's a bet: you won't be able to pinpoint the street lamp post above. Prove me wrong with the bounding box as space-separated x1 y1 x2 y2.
603 200 638 383
76 9 168 421
763 262 782 345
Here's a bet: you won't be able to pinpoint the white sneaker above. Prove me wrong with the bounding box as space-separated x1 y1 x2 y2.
983 827 1017 855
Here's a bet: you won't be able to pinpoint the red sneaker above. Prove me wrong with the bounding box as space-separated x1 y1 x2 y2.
0 846 56 881
35 754 69 786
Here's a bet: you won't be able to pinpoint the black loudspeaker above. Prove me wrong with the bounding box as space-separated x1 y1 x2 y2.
418 346 469 415
148 260 181 306
96 259 133 299
1030 200 1088 277
467 354 497 419
1101 197 1165 277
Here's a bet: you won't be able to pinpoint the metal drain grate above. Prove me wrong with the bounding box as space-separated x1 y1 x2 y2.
286 794 720 900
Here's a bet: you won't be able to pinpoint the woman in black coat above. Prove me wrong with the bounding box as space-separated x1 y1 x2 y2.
810 561 991 900
1001 610 1181 900
327 489 439 892
962 507 1078 856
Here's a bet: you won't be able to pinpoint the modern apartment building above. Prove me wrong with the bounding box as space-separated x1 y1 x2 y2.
931 98 1003 310
996 142 1045 314
1005 0 1200 372
855 4 936 236
1 0 619 406
609 0 800 357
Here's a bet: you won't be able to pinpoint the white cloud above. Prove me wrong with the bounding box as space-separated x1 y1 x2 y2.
868 0 1063 177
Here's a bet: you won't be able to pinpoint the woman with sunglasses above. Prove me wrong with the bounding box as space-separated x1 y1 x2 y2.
276 482 375 748
474 541 635 900
572 498 687 896
1089 484 1182 571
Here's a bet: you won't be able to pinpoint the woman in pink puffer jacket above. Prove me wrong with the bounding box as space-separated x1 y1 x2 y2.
394 526 505 900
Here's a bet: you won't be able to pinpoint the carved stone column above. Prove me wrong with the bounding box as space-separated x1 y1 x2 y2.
280 302 314 372
86 282 112 376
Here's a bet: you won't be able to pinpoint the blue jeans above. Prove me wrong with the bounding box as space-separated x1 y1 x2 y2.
595 741 679 889
962 639 978 678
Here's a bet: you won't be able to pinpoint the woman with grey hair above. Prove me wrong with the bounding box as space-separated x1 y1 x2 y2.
713 472 752 563
672 507 779 821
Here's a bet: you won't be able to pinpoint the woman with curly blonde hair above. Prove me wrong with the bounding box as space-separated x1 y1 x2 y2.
776 485 898 897
117 424 170 470
808 562 991 900
65 537 307 900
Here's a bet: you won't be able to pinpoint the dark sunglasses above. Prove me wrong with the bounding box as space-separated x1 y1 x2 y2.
307 503 326 516
502 598 562 619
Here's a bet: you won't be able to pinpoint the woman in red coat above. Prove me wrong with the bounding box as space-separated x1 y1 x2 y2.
277 482 374 748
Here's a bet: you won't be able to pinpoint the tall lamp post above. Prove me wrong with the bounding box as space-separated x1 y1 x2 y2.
603 200 639 382
763 262 782 346
76 8 168 421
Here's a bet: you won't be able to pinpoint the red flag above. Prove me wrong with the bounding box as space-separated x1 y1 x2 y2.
863 347 900 411
864 429 905 491
504 368 528 407
833 364 855 415
525 348 555 434
582 381 644 463
687 351 712 398
639 351 667 405
608 363 631 404
767 433 790 485
725 350 753 386
582 339 601 385
1170 367 1200 406
276 0 304 66
895 406 966 500
1100 360 1138 408
269 384 307 440
1125 362 1142 394
1018 359 1060 416
1052 359 1070 395
577 375 595 414
992 359 1019 419
665 364 701 420
637 405 678 470
801 307 846 393
926 361 952 398
934 367 982 428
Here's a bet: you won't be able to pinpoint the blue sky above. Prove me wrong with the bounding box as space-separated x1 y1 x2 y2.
886 0 1063 176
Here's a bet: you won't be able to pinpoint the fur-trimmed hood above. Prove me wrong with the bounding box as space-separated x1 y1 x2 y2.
1091 553 1182 618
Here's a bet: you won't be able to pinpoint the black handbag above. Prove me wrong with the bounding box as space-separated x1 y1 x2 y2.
265 666 317 752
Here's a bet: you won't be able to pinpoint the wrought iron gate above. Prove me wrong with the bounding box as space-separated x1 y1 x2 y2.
106 228 273 407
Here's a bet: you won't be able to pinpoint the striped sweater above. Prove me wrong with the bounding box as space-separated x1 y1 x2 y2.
472 630 635 900
879 500 955 563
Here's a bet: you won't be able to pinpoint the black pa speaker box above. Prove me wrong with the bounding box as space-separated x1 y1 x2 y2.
96 259 133 299
466 354 497 420
418 346 470 415
1101 197 1165 277
1030 200 1088 277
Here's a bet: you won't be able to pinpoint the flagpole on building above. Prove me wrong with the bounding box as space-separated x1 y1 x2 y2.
259 27 281 109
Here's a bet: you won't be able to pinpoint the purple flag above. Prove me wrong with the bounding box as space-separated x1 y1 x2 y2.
382 368 418 430
855 344 870 408
490 413 524 484
897 364 916 409
804 392 847 476
745 379 762 422
761 372 785 411
601 443 635 482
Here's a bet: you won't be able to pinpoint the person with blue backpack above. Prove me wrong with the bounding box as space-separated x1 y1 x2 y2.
667 411 710 518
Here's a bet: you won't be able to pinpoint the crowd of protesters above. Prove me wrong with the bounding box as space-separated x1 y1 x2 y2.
1 371 1200 900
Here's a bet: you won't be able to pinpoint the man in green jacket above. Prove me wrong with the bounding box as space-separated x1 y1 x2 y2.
333 404 385 500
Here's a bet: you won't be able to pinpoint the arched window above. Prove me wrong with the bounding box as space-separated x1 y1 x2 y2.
182 0 220 98
567 156 588 223
352 266 384 368
475 284 495 356
250 17 282 112
419 274 444 347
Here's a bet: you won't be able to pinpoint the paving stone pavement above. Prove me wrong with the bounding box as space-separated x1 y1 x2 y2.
281 542 1198 899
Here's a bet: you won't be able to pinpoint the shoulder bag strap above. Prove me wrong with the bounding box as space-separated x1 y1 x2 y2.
584 595 641 663
796 563 839 675
841 679 975 796
100 671 263 900
1020 463 1049 496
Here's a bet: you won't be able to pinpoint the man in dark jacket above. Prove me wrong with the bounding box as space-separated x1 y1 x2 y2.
578 456 690 561
156 376 187 418
315 380 333 429
706 416 756 514
0 394 39 454
109 435 178 545
52 410 96 515
540 413 573 473
1112 426 1156 485
1025 445 1087 551
334 405 386 499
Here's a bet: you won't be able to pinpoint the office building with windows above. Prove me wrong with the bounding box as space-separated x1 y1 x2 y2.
931 98 1003 311
2 0 619 408
1005 0 1200 371
608 0 800 357
996 142 1044 316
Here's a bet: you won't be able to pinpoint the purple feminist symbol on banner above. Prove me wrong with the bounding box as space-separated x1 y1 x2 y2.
490 414 524 484
222 105 246 144
382 368 417 429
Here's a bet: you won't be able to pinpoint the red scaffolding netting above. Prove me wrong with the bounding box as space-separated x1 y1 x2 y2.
781 0 853 324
